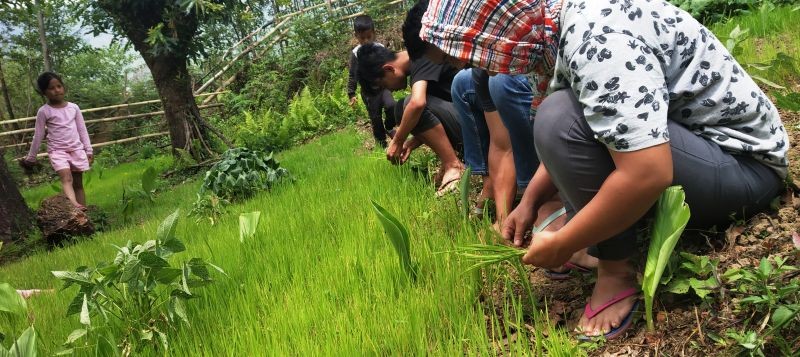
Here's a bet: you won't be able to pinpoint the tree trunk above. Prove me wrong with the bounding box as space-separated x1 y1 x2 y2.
36 0 52 72
0 58 16 121
0 154 34 244
142 51 214 160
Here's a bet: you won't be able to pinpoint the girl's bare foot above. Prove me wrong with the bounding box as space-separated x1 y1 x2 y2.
577 259 638 337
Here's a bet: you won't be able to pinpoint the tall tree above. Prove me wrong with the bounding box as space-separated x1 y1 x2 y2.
77 0 249 159
0 153 34 243
35 0 51 71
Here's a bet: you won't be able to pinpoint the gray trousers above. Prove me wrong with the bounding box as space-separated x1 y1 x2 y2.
533 90 783 260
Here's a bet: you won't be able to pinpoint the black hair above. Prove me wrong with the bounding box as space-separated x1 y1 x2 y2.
36 72 64 95
356 43 397 95
353 15 374 32
402 0 429 60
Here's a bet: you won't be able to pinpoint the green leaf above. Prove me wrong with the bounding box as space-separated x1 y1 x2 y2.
9 326 36 357
120 258 142 283
666 278 691 294
371 200 416 280
139 252 170 269
79 294 90 326
758 258 773 278
154 268 182 284
0 283 27 317
238 211 261 242
64 329 87 345
170 297 190 325
643 186 691 331
51 271 93 288
689 277 718 299
750 75 786 90
771 305 798 330
157 209 181 241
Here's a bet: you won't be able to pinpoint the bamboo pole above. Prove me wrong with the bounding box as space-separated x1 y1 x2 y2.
194 17 292 95
0 103 222 137
203 30 290 105
0 91 228 126
20 132 169 159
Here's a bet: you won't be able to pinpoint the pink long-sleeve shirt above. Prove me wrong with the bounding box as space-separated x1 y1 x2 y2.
26 102 93 161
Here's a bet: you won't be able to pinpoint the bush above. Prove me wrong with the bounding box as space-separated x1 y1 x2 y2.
199 147 288 201
669 0 797 24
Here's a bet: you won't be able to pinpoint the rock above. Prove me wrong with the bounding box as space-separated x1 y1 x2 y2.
36 195 94 244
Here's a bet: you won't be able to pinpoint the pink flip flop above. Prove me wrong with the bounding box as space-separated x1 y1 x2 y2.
577 287 641 341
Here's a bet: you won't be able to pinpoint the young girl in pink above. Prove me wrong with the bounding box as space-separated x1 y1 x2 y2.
23 72 93 209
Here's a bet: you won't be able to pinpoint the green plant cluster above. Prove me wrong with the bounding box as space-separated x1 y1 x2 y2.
51 210 224 355
0 282 37 357
199 147 288 201
669 0 797 24
234 75 361 153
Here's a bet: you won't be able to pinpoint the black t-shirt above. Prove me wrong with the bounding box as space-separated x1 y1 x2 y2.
409 57 459 102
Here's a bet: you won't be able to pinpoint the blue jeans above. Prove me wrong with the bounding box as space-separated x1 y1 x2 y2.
451 70 538 189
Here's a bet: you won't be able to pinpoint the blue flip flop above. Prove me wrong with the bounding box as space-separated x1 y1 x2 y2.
577 287 641 341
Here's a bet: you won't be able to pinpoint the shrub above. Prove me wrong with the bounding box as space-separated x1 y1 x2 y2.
199 147 288 201
52 210 224 355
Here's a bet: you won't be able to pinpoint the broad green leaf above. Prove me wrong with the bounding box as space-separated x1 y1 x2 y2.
64 329 87 345
120 258 142 283
371 200 416 280
79 294 90 326
0 283 27 316
758 258 772 278
9 326 36 357
51 271 93 288
153 268 182 284
689 277 718 299
139 252 170 269
239 211 261 242
771 305 798 330
157 209 181 241
170 297 190 325
643 186 691 331
666 278 691 294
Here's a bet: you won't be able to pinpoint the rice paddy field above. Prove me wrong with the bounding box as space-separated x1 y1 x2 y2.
1 131 581 355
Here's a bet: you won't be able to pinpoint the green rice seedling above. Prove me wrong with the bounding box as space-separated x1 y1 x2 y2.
452 229 538 306
642 186 691 331
239 211 261 242
371 200 417 280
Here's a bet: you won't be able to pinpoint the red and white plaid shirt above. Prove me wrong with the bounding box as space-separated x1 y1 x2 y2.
420 0 562 109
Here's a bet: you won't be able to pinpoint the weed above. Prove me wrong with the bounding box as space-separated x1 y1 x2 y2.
198 147 288 201
119 166 158 222
371 200 418 281
0 283 37 356
52 210 224 355
188 193 229 226
665 252 721 301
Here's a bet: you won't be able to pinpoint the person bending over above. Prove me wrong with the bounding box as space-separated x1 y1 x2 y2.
420 0 788 340
346 14 396 148
357 0 464 195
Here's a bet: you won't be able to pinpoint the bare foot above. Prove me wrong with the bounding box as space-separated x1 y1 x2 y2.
578 260 638 337
436 166 464 197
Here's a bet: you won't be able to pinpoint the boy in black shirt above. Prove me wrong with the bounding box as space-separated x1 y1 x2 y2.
346 15 396 148
357 0 464 195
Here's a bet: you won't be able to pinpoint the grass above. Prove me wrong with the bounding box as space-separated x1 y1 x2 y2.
710 5 800 85
1 129 582 355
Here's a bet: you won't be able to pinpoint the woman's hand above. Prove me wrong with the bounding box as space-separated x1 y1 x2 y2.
87 154 94 165
522 230 572 269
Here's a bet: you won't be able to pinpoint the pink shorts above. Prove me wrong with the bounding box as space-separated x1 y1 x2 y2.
49 149 90 172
